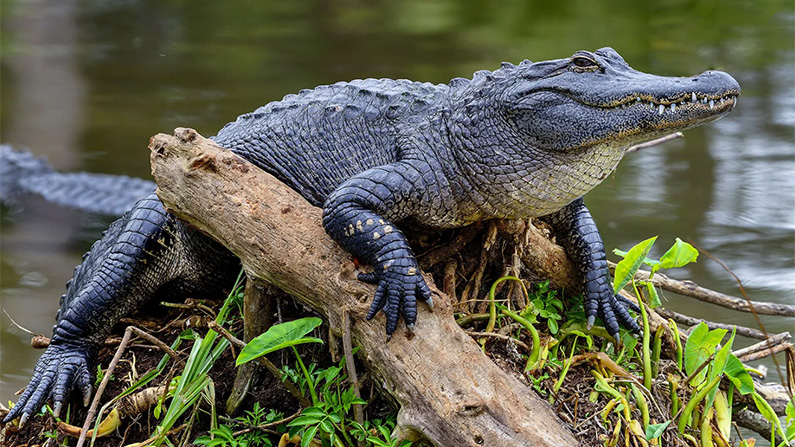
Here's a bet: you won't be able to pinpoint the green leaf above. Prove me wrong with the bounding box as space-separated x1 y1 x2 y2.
784 399 795 441
645 420 672 440
659 238 699 270
237 317 324 366
645 281 661 308
548 318 559 334
612 248 661 271
301 406 326 418
705 328 736 409
752 392 787 441
724 354 756 395
288 415 323 426
684 322 727 387
301 425 319 447
319 419 335 434
613 236 657 294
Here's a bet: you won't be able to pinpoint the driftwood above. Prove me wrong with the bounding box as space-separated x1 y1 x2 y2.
149 129 579 447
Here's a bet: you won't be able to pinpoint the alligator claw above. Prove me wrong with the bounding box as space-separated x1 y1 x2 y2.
584 285 642 342
3 340 96 424
362 259 431 335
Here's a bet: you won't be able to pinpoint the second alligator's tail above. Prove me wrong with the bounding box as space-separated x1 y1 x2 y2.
1 145 156 216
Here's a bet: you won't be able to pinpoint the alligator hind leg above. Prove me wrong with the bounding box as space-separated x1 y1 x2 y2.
542 197 641 341
3 192 238 425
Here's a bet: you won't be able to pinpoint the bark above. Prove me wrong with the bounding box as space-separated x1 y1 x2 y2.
149 128 579 447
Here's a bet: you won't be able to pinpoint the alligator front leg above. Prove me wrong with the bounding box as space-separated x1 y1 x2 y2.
4 193 237 424
543 197 641 340
322 162 435 335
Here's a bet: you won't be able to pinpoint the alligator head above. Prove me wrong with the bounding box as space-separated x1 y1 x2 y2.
447 47 740 219
502 47 740 152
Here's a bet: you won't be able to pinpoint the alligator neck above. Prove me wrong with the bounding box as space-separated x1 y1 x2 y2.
445 110 626 221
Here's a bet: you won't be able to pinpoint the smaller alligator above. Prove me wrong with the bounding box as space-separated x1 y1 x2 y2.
1 145 156 216
3 48 739 425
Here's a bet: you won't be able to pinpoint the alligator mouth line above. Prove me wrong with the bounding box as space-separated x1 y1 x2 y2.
601 91 739 114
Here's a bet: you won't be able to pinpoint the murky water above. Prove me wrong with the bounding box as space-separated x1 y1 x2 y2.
1 0 792 438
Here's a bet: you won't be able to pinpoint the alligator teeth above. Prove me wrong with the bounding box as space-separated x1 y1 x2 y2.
691 92 697 103
636 97 641 102
709 99 714 109
670 103 676 112
658 104 665 115
702 97 708 104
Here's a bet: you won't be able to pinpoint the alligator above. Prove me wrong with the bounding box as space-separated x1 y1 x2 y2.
3 47 739 425
1 145 156 216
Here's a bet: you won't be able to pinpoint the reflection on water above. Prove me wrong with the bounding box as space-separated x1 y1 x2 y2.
1 0 792 439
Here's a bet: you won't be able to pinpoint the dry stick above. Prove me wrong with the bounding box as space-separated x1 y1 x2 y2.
655 308 768 340
608 263 795 317
732 332 793 360
342 311 364 427
205 320 312 407
464 331 531 352
76 326 134 447
735 343 794 364
625 132 684 154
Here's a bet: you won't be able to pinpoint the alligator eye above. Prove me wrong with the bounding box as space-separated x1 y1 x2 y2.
572 56 597 68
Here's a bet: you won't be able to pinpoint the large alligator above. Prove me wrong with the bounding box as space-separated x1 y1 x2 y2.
3 48 739 424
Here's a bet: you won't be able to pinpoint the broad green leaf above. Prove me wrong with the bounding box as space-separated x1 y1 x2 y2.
724 354 755 395
613 236 658 294
645 420 672 440
237 317 323 366
612 248 661 271
684 322 727 387
659 238 699 270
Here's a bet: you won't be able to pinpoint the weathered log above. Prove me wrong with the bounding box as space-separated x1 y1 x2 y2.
149 128 579 447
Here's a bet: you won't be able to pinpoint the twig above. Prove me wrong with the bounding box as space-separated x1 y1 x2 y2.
76 326 135 447
127 326 183 364
625 132 683 154
735 342 793 364
609 263 795 317
683 352 715 386
732 332 792 360
205 319 312 407
654 308 768 340
464 331 531 352
2 309 39 336
342 310 364 427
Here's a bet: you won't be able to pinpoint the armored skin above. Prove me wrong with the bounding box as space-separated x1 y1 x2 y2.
3 47 739 424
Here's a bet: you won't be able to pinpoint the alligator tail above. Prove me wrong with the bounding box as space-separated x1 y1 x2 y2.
0 145 156 216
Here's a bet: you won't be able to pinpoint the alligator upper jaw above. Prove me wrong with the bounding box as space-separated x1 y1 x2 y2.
600 90 739 117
